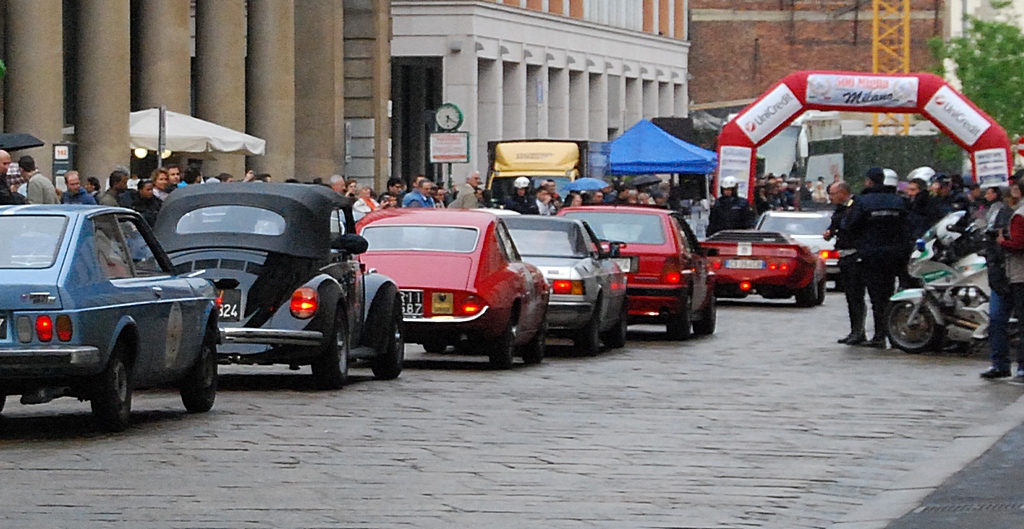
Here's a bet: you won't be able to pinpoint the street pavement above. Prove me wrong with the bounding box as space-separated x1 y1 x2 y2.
1 292 1022 529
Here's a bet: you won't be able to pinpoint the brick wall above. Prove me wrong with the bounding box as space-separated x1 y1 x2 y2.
689 0 944 106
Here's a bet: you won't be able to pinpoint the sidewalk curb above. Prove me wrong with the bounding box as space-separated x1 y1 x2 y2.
829 391 1024 529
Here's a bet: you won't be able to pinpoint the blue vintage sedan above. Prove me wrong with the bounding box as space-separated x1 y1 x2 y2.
0 205 220 431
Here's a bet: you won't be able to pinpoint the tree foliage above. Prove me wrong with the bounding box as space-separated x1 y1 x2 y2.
930 6 1024 139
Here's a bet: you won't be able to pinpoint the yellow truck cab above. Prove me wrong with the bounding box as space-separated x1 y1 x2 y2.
486 140 609 205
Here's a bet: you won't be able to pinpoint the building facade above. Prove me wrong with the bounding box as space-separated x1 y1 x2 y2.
1 0 391 188
688 0 945 112
948 0 1024 36
391 0 691 184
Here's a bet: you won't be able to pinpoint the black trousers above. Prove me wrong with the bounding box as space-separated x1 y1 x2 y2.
840 256 866 338
861 255 900 339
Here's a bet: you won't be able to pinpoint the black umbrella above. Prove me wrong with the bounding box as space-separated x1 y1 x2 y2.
625 174 663 189
0 133 44 152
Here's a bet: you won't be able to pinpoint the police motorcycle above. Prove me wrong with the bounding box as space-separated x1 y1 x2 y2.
886 211 990 353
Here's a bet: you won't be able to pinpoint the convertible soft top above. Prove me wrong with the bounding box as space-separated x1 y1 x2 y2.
155 182 352 259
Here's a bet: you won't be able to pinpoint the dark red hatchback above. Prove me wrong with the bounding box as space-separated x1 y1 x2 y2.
558 206 717 340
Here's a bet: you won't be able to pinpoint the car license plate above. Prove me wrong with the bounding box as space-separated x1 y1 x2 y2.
218 289 242 322
725 259 765 270
401 290 424 317
431 292 454 315
0 314 6 340
612 257 634 273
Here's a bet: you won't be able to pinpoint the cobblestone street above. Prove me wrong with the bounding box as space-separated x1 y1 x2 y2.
1 293 1021 529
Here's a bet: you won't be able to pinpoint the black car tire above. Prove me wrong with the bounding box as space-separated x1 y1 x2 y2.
601 309 628 349
815 277 827 306
311 307 349 390
489 319 517 370
180 337 217 413
575 299 603 356
691 294 717 337
519 322 546 365
665 292 693 341
795 278 818 307
371 294 405 380
90 342 133 432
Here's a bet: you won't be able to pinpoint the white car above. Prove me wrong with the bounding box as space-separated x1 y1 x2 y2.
755 211 838 283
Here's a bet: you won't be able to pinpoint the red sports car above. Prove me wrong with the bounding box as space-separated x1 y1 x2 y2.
357 209 549 369
702 230 826 307
558 206 717 340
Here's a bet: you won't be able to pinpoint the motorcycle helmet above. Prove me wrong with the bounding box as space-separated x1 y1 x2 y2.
720 176 739 189
906 166 936 182
934 210 967 245
882 168 899 187
513 176 531 189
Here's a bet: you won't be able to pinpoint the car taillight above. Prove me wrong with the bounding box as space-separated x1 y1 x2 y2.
290 287 318 319
662 259 683 284
768 262 790 271
56 315 73 342
36 315 53 342
551 280 585 295
710 259 722 270
820 249 838 260
459 295 486 316
739 281 753 291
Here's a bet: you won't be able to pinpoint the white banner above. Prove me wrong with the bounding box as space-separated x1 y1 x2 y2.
924 86 991 146
718 146 753 198
736 84 802 145
805 74 918 108
429 132 470 163
974 148 1009 188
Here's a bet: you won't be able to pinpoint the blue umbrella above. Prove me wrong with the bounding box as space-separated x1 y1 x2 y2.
562 177 609 192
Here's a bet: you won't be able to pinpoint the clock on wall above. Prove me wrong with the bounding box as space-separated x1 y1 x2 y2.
434 103 464 131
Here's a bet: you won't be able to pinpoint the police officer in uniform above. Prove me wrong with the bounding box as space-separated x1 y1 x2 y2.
707 176 755 236
824 181 866 344
842 168 910 349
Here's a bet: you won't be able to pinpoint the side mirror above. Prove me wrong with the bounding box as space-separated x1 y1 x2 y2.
213 278 240 290
331 234 369 255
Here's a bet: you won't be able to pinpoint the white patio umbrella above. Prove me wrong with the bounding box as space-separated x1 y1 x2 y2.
129 108 266 155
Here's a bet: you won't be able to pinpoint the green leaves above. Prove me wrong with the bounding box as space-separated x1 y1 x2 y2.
930 10 1024 139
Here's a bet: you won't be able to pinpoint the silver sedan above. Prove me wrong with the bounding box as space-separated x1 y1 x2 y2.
504 216 628 356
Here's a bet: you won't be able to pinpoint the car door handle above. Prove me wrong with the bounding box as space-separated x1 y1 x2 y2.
152 286 163 298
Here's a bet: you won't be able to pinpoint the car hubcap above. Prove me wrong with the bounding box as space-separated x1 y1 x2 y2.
337 329 347 372
114 362 128 404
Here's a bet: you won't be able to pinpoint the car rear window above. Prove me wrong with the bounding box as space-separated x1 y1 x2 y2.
362 225 479 253
758 215 831 236
175 206 286 236
0 215 68 269
561 211 666 245
508 227 588 258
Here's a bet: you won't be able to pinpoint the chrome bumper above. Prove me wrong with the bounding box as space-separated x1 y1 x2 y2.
220 328 324 347
404 306 489 324
0 346 101 368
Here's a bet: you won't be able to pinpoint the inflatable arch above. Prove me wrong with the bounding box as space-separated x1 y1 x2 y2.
715 71 1014 201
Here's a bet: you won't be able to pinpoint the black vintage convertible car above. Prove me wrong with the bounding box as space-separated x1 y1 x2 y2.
154 183 404 389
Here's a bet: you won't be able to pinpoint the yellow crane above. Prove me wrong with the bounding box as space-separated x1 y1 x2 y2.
872 0 911 135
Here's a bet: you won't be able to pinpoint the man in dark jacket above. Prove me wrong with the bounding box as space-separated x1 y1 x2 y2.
707 176 755 235
842 168 910 348
132 180 163 226
824 182 866 345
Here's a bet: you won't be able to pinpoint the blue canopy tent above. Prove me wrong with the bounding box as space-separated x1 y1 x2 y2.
609 119 717 175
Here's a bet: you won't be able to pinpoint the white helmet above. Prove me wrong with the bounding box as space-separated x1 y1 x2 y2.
720 176 739 189
906 166 936 182
513 176 531 189
882 168 899 187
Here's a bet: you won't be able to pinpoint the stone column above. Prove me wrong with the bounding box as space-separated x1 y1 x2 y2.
477 59 502 175
137 0 190 113
547 67 570 139
5 0 63 177
568 69 589 139
588 72 608 140
642 79 658 119
196 0 247 178
502 60 526 139
659 81 673 117
295 0 342 181
247 0 296 179
625 76 643 129
77 0 131 181
443 39 479 183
